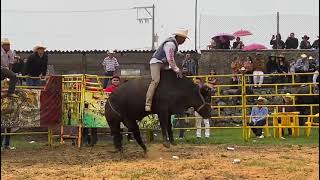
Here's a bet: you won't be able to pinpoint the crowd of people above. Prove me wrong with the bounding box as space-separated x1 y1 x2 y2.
208 33 319 50
230 52 319 86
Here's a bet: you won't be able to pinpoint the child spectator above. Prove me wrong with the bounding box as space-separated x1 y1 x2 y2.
253 53 265 87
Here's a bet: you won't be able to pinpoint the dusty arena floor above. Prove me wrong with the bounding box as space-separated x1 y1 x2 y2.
1 143 319 180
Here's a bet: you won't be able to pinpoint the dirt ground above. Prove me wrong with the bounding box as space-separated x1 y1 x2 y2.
1 144 319 180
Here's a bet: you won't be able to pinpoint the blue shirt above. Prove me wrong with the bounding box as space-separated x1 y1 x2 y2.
250 107 268 123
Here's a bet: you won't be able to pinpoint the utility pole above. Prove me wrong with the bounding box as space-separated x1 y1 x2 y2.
195 0 198 51
276 12 280 49
134 5 155 50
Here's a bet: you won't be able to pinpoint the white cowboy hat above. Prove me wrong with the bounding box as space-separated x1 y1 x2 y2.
172 29 189 39
33 42 47 51
300 54 307 58
257 96 267 102
283 93 293 100
1 38 11 45
107 50 116 54
239 67 246 71
308 56 314 60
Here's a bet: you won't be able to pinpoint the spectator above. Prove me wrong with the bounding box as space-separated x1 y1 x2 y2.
194 77 210 139
276 54 289 83
294 54 310 83
243 56 254 84
101 50 120 88
266 53 278 83
1 128 15 150
25 43 48 86
270 33 285 49
220 36 230 49
207 69 217 86
232 37 244 49
1 38 18 97
285 33 299 49
312 57 319 85
207 38 217 50
253 53 265 87
300 35 312 49
231 56 242 84
104 75 121 94
248 96 268 138
311 36 319 49
182 53 197 75
12 56 25 85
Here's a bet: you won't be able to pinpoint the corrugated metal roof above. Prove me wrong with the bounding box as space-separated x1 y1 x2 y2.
15 49 198 53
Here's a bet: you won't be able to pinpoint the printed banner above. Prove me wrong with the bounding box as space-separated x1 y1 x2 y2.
83 90 108 128
1 89 41 127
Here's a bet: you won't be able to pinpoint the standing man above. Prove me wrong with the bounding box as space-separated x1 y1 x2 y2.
300 35 312 49
145 29 188 111
101 50 119 89
25 43 48 86
1 38 18 97
285 33 299 49
182 53 197 75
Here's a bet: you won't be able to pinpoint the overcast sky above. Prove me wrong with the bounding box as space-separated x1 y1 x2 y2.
1 0 319 51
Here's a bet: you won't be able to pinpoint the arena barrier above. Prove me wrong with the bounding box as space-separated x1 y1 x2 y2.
1 76 62 147
1 72 319 146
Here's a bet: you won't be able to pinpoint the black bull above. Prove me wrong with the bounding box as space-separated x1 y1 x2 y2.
105 70 212 153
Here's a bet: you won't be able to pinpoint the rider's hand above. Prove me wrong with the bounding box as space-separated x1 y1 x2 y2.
176 70 183 78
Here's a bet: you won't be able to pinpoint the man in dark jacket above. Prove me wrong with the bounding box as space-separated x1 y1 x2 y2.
285 33 299 49
300 35 312 49
25 43 48 86
311 36 319 49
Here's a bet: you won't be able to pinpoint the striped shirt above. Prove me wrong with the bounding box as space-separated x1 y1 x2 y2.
102 56 119 72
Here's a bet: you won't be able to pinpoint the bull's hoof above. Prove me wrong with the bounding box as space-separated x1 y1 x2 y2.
163 142 170 148
170 141 177 146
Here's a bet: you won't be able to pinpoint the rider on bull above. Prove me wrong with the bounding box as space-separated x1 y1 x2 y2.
145 29 188 111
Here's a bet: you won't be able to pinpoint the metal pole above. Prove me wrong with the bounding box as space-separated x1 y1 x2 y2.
152 4 155 50
276 12 279 49
195 0 198 51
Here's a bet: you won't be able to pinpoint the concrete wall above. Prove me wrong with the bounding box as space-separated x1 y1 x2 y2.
17 49 318 76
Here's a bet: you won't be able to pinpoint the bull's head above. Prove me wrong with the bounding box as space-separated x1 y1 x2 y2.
194 84 212 119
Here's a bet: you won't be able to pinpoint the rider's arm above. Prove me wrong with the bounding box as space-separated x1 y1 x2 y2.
164 42 180 72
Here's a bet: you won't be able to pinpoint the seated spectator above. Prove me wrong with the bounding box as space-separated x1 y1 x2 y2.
207 69 217 86
278 93 296 136
276 54 289 83
294 54 310 83
182 53 197 75
248 96 268 138
104 75 120 94
253 53 265 87
231 56 242 84
270 33 285 49
285 33 299 49
266 53 279 83
232 37 244 49
1 38 18 98
207 38 217 50
312 57 319 85
193 77 210 139
300 35 312 49
243 56 254 84
311 36 319 49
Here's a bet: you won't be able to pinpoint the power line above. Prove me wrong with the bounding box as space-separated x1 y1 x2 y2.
1 8 134 14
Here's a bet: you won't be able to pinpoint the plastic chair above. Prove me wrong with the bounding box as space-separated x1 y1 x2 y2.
272 112 300 138
247 115 270 138
305 113 319 136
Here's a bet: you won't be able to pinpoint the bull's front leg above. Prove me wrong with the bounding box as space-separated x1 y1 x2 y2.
158 111 170 148
167 114 177 146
